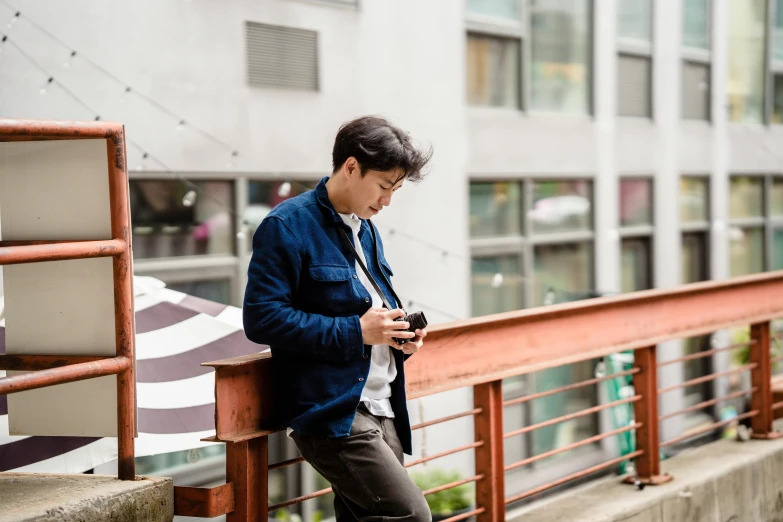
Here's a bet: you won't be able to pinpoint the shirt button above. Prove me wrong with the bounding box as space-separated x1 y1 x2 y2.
362 354 369 360
364 297 370 303
358 377 364 382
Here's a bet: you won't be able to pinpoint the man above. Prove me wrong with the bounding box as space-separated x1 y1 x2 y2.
243 115 433 522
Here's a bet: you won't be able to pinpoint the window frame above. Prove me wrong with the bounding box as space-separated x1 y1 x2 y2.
469 177 609 500
618 177 654 293
465 0 594 115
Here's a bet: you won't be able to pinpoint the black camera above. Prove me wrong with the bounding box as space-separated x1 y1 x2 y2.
393 311 428 345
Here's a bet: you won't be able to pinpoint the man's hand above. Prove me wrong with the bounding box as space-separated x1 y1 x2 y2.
398 328 427 355
359 308 416 347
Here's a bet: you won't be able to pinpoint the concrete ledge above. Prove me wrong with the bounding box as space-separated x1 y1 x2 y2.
508 434 783 522
0 473 173 522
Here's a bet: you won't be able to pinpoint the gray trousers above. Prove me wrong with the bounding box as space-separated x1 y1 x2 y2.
291 406 431 522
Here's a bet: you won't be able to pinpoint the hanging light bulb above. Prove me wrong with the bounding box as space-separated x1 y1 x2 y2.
7 12 19 30
226 150 238 168
119 86 131 104
277 182 292 198
63 50 76 69
182 189 197 207
136 152 149 172
39 77 54 95
176 120 186 132
491 273 504 288
0 35 7 55
94 115 101 121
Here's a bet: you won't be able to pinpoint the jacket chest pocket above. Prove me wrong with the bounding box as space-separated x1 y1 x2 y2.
307 264 355 313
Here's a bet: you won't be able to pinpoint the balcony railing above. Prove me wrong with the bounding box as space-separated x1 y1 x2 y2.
174 271 783 522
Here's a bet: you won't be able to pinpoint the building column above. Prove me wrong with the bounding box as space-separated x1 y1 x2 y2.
653 0 685 442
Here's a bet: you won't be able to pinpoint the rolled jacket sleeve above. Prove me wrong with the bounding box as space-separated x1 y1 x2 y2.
243 216 364 363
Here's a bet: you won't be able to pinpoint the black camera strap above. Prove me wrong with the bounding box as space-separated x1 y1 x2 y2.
338 223 403 313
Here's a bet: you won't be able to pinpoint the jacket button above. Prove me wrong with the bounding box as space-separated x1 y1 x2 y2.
362 354 369 359
358 377 364 382
364 297 370 303
353 274 358 279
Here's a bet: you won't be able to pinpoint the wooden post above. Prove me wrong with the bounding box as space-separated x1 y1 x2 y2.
474 380 505 522
630 346 672 485
750 321 782 439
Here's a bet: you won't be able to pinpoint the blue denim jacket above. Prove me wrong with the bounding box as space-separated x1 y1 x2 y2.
243 176 413 454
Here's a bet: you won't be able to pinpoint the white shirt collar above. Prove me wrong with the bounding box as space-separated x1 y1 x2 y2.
338 212 362 231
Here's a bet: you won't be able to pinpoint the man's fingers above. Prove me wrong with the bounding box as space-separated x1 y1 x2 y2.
386 320 410 330
385 308 406 319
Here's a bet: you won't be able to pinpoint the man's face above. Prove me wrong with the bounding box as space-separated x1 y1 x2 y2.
345 162 405 219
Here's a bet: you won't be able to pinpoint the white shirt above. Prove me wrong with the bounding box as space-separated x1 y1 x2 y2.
339 212 397 418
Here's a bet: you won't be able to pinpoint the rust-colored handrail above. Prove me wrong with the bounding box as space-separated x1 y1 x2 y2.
0 118 136 480
173 271 783 521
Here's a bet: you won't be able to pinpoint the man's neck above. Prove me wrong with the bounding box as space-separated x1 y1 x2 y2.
325 175 352 215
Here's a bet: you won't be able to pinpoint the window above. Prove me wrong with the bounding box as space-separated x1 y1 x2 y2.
466 34 521 109
775 0 783 61
130 180 234 259
682 61 711 120
466 1 592 114
619 179 653 293
529 0 591 114
727 175 778 277
684 0 711 50
618 0 652 41
680 178 712 430
245 22 319 91
727 0 766 123
470 179 599 493
617 0 652 117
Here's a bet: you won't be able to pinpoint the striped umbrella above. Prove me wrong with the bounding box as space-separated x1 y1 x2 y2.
0 277 266 473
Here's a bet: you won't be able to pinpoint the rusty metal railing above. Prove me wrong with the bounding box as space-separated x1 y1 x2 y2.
0 119 136 480
174 271 783 521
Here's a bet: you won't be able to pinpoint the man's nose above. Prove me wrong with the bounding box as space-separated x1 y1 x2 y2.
379 194 392 206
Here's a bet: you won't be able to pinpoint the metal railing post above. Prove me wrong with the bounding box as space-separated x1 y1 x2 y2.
473 380 505 522
226 437 269 522
750 321 782 439
631 346 672 485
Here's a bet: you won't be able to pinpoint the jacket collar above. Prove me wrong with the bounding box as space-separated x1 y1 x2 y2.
315 176 345 226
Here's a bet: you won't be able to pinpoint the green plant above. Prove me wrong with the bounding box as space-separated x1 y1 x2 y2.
730 326 783 369
411 468 473 517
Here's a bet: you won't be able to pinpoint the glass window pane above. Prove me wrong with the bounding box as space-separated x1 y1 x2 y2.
471 255 523 316
620 179 652 226
680 177 709 223
775 0 783 60
529 362 599 459
529 0 590 114
469 182 522 237
618 0 652 42
530 180 592 234
682 61 711 120
467 34 521 109
771 177 783 216
246 180 316 231
682 335 713 411
167 279 232 305
729 226 764 276
773 227 783 270
621 238 651 293
682 232 708 284
683 0 710 50
728 0 767 123
130 180 234 259
774 74 783 124
467 0 520 20
533 242 593 306
729 176 764 219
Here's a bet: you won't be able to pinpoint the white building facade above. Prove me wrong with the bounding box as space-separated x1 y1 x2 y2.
2 0 783 516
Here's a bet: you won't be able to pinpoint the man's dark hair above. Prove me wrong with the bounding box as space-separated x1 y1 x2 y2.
332 116 432 183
